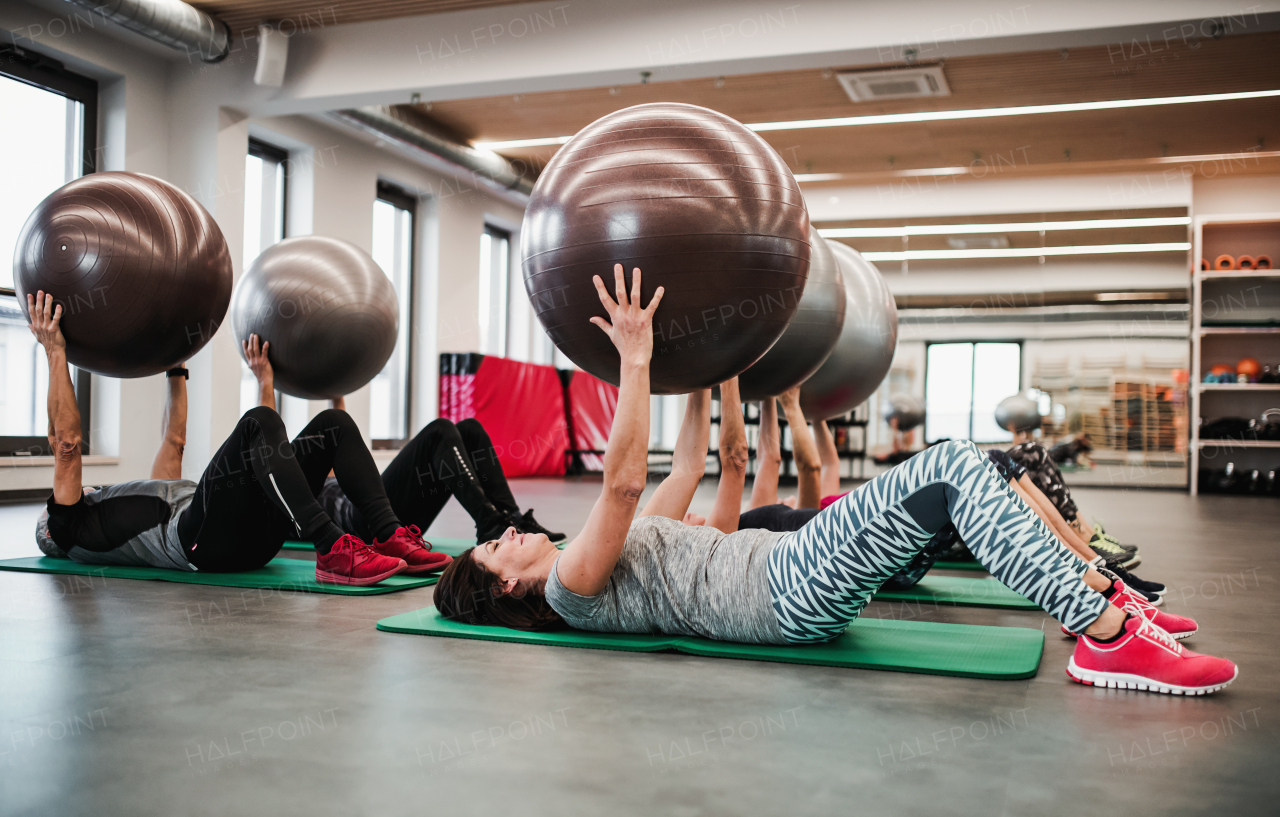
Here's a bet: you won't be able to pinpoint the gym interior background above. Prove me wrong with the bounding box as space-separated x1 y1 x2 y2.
1 1 1278 815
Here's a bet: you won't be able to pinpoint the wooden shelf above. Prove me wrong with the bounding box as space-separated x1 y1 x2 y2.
1196 439 1280 449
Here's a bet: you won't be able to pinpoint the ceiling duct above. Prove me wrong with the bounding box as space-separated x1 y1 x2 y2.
334 106 534 197
65 0 231 62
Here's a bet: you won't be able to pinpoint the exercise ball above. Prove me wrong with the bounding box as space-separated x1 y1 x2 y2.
737 229 845 400
995 393 1041 432
883 393 925 433
800 243 898 420
231 236 398 399
521 103 810 394
13 172 232 377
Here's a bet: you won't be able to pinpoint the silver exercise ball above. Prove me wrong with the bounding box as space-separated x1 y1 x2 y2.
231 236 398 399
883 393 925 433
995 393 1041 432
800 243 899 420
737 228 846 400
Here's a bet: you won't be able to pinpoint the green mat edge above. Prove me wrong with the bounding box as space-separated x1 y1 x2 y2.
376 608 1045 680
0 556 440 595
874 575 1038 609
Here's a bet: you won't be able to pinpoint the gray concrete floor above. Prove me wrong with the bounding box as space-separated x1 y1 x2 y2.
0 480 1277 817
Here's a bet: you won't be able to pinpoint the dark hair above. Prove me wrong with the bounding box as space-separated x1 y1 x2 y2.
433 547 564 632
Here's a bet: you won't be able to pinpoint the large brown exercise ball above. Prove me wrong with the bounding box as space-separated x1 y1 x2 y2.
231 236 398 400
883 393 925 432
13 172 232 378
737 228 846 401
800 243 899 420
521 103 811 395
995 393 1041 432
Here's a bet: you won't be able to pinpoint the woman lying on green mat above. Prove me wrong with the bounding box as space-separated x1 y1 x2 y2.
434 266 1236 695
243 336 562 546
27 292 441 586
724 400 1167 603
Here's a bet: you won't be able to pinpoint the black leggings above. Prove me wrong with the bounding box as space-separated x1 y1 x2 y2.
738 504 819 532
177 408 399 572
379 418 517 536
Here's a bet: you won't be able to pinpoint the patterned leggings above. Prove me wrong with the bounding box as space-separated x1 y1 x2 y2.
767 440 1107 643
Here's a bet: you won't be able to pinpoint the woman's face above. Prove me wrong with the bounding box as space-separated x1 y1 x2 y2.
472 526 556 590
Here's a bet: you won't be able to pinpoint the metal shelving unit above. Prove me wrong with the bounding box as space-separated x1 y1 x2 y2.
1189 213 1280 495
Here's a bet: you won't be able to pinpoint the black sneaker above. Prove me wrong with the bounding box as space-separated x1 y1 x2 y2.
515 509 565 543
1089 535 1141 569
1102 565 1166 605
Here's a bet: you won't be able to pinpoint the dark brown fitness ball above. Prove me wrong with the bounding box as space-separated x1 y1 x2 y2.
231 236 398 400
738 228 845 400
13 172 232 378
521 103 810 394
800 243 898 420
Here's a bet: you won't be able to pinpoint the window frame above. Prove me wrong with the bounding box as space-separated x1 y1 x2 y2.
0 46 97 457
923 339 1024 444
371 181 417 449
247 137 289 240
479 223 511 357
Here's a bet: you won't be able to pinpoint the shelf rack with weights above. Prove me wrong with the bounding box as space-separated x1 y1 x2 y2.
1189 213 1280 495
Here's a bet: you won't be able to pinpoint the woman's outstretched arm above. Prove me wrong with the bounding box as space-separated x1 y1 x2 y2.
779 388 822 509
639 389 710 521
29 292 82 506
150 369 188 480
813 419 841 498
749 398 781 509
707 377 748 532
556 265 663 596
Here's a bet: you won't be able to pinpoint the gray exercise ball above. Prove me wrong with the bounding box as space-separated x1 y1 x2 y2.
883 393 925 432
231 236 398 400
800 243 898 420
995 393 1041 432
737 228 846 401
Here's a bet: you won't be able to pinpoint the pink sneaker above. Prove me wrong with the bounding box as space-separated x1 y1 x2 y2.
315 534 407 586
1068 615 1237 695
1062 579 1198 639
372 525 452 575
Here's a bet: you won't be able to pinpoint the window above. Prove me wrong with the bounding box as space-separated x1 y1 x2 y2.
924 342 1022 443
239 139 290 418
1 49 96 455
478 225 510 355
369 183 416 445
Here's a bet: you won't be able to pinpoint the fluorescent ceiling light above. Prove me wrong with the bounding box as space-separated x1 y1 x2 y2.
472 135 571 150
821 217 1189 238
476 89 1280 149
793 173 845 182
747 89 1280 132
861 242 1190 260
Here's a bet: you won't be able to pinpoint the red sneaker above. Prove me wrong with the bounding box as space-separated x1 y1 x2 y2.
1061 579 1198 639
1068 615 1237 695
315 534 407 586
371 525 452 575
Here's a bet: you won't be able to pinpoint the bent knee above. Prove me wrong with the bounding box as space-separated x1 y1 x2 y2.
241 405 284 431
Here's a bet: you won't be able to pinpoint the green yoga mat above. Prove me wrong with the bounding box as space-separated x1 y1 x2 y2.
934 559 986 571
377 608 1044 680
0 557 438 595
875 576 1036 609
280 537 477 556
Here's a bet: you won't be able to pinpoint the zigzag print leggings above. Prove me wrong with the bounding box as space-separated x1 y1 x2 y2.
768 440 1108 643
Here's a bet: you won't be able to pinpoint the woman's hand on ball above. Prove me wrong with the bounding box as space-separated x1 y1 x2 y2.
242 334 274 387
590 264 663 367
27 292 66 354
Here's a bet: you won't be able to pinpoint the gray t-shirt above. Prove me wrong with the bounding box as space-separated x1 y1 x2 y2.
36 480 198 571
544 515 787 644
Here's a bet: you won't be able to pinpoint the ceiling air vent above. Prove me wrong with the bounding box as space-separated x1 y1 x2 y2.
837 66 951 102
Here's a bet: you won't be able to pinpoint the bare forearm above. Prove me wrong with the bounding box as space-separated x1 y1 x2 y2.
708 380 747 531
814 420 841 497
671 390 710 481
781 401 821 508
603 361 650 498
46 348 83 504
258 379 276 411
151 375 188 479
